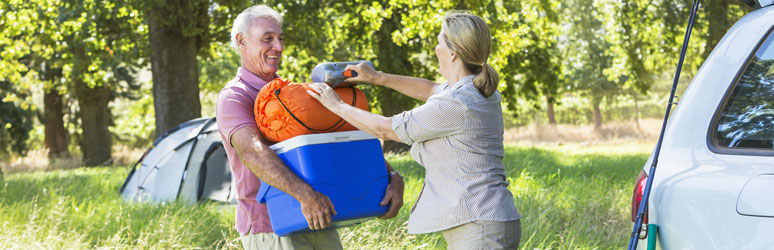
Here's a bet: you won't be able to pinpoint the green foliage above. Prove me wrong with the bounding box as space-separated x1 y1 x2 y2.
0 143 650 249
0 0 45 156
1 0 149 149
0 0 761 157
564 0 618 98
142 0 249 57
262 0 569 122
199 43 241 92
606 0 660 94
498 0 565 115
0 80 35 156
110 82 156 147
50 0 148 90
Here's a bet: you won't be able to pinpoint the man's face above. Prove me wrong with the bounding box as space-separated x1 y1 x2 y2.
239 17 283 80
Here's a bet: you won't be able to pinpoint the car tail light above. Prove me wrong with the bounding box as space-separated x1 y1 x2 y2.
631 170 648 223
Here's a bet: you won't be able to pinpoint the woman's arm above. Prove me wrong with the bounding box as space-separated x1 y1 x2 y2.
306 83 400 141
343 62 438 102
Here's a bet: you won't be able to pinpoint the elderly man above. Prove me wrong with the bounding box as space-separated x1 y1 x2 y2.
216 5 404 250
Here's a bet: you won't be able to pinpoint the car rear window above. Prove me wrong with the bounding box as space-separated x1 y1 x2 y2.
714 30 774 150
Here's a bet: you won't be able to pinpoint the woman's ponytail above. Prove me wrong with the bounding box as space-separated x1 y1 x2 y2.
444 12 499 98
473 63 499 98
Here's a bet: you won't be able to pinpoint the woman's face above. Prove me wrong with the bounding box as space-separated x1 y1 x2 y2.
435 28 453 80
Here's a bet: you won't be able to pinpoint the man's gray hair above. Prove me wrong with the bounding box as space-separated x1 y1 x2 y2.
230 5 283 53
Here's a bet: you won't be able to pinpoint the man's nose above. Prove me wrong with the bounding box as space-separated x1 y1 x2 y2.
272 40 283 52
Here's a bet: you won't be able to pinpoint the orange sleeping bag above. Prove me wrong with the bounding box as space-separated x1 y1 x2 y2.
255 78 369 143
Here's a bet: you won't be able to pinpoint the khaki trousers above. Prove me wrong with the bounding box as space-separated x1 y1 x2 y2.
442 220 521 250
240 229 343 250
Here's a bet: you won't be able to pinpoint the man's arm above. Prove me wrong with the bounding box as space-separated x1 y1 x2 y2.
378 161 404 219
230 126 336 230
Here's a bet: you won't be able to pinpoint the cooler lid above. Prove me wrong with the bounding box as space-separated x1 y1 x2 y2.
269 130 378 154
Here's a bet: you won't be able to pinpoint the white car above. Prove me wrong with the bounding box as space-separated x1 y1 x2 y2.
631 2 774 250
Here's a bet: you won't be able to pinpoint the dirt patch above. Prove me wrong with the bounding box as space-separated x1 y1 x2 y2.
0 145 146 174
504 118 662 145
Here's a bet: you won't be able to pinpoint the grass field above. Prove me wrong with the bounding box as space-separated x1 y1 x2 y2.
0 142 652 249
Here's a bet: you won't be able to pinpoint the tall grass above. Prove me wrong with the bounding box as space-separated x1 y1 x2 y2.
0 167 241 249
0 142 650 249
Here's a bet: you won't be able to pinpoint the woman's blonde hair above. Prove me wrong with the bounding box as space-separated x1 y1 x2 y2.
442 11 499 98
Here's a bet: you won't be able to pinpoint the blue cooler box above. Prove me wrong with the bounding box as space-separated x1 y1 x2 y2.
256 130 389 236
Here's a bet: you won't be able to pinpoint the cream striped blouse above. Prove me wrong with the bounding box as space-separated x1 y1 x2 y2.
391 75 520 234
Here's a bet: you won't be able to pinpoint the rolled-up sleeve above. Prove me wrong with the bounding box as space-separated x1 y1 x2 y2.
216 87 258 147
391 94 465 145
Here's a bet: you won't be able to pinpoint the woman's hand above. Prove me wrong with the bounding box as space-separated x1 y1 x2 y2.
343 62 380 85
306 82 344 112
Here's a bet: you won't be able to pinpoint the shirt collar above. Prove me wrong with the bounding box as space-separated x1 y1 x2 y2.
450 74 476 91
236 67 279 90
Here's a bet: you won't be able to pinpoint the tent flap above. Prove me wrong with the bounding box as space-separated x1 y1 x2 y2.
120 117 236 205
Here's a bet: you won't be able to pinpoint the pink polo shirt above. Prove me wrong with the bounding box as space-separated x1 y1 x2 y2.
216 67 276 234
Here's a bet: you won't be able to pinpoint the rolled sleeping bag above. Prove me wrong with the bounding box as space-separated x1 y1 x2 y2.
255 78 369 143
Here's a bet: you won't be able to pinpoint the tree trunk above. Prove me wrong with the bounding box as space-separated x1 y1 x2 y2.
703 0 730 60
0 123 7 161
75 80 112 166
44 89 69 158
148 8 202 137
592 96 603 131
546 95 557 125
634 92 640 130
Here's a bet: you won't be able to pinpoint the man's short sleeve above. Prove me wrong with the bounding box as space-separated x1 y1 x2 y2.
391 94 465 145
216 86 258 147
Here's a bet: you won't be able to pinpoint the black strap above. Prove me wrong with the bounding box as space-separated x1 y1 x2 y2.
273 86 358 133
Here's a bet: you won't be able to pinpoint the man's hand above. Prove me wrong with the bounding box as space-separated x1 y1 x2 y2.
299 191 337 230
378 174 405 219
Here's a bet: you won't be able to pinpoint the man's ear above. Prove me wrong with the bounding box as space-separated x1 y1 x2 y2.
236 33 246 49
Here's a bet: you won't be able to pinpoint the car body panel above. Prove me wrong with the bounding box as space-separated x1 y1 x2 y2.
635 6 774 250
737 174 774 217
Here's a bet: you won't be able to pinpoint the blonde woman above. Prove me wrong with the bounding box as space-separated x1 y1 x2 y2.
307 11 521 249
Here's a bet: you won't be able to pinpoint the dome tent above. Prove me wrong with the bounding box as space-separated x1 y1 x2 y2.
120 117 236 204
